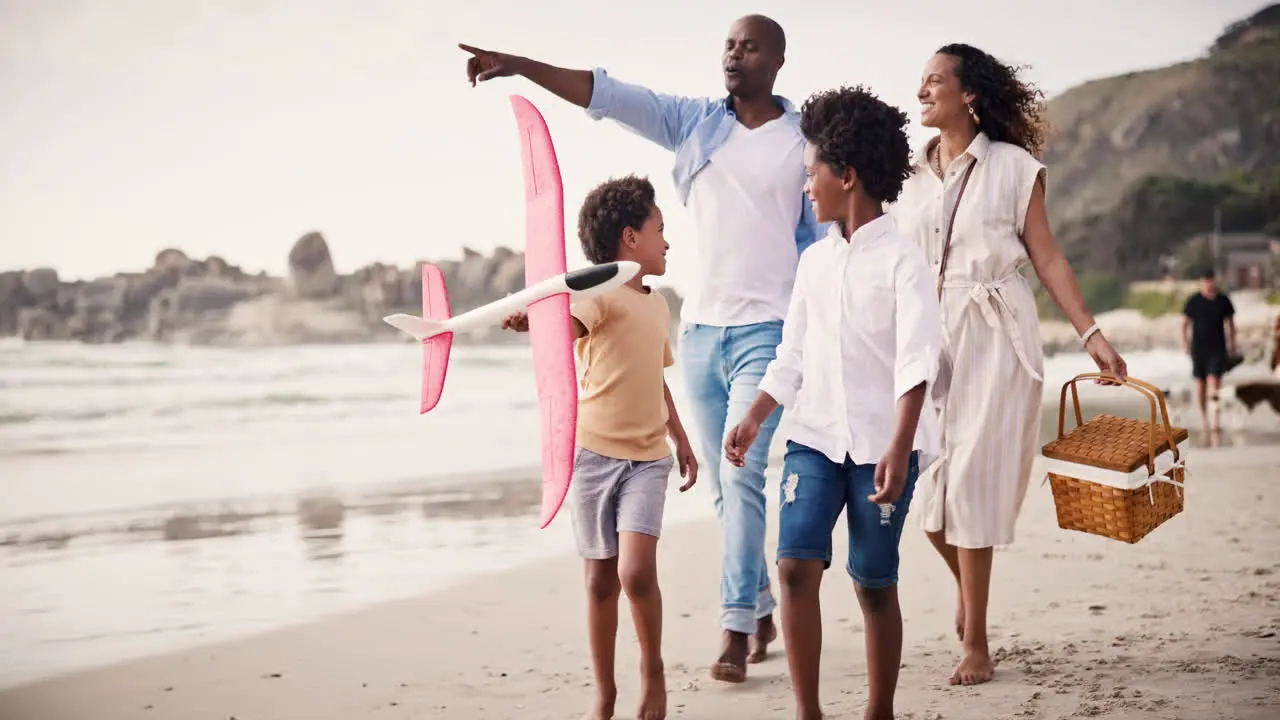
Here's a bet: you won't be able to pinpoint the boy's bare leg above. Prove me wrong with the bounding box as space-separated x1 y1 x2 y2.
855 583 902 720
779 558 825 720
619 531 666 720
952 547 995 685
925 529 964 641
584 558 621 719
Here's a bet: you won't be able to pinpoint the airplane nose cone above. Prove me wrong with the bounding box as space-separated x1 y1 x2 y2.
564 263 621 291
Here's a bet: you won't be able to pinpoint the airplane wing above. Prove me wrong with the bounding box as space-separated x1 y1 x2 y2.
510 94 577 529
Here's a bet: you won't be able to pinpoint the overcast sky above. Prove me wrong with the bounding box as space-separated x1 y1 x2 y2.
1 0 1270 291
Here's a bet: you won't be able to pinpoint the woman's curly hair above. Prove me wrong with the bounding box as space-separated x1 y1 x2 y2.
800 85 911 203
938 43 1048 157
576 175 656 264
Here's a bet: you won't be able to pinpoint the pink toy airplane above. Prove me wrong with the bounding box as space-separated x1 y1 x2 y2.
383 96 639 529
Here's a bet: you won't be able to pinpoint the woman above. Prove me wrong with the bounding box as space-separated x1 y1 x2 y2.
889 44 1128 686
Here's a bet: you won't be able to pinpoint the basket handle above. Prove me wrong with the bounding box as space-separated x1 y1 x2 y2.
1117 375 1180 460
1059 372 1181 467
1098 374 1180 466
1056 372 1179 475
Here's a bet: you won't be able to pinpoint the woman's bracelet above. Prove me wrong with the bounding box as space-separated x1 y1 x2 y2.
1080 323 1101 346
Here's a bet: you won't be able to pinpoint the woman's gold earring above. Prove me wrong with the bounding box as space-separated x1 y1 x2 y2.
968 103 980 125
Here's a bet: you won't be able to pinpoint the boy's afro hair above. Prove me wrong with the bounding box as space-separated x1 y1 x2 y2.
800 85 912 203
577 175 656 264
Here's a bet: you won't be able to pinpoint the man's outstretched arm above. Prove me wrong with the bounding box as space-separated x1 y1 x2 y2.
460 43 710 152
461 43 594 108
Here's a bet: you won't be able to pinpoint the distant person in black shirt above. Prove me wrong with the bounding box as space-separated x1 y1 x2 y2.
1181 271 1237 431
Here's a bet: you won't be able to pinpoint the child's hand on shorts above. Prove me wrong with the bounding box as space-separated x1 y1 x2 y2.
868 447 910 504
501 311 529 332
674 436 698 492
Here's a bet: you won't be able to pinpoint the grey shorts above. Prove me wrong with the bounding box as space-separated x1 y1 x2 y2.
570 446 674 560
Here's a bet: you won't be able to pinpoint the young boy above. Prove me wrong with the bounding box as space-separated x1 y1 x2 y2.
723 86 941 720
502 174 698 720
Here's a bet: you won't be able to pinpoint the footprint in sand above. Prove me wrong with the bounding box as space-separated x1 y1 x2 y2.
899 711 944 720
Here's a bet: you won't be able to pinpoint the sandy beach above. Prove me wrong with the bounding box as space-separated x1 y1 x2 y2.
2 440 1277 720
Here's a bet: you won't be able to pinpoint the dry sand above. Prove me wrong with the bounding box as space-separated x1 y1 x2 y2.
2 444 1278 720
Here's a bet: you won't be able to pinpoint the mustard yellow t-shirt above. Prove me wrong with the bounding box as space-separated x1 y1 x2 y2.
571 284 674 462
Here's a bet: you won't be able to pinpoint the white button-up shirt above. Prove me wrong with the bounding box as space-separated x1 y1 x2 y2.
758 214 943 466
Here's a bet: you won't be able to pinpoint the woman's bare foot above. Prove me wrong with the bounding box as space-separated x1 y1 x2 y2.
949 649 995 685
587 684 617 719
747 615 777 663
637 668 667 720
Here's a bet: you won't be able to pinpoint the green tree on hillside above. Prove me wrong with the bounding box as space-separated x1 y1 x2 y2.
1056 166 1280 280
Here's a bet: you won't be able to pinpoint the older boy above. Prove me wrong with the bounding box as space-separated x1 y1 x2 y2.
725 86 941 720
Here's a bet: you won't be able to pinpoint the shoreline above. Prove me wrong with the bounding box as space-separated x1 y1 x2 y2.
6 388 1274 543
2 444 1278 719
2 290 1277 360
0 436 788 693
3 383 1280 695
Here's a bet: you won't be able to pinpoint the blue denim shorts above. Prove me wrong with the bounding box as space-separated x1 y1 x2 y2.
776 441 919 589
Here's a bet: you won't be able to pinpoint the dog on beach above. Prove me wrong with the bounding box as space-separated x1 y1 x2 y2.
1159 380 1280 434
1228 380 1280 415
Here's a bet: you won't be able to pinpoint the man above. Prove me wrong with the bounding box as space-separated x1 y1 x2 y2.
1182 270 1237 432
460 14 825 682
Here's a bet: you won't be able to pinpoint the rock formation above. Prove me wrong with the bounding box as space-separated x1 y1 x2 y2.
0 234 550 346
287 231 340 299
0 231 690 346
1 250 273 344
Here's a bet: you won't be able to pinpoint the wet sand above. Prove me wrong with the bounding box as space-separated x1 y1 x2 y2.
2 442 1277 720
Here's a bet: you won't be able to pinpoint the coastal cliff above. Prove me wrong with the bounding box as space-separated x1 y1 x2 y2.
1041 4 1280 278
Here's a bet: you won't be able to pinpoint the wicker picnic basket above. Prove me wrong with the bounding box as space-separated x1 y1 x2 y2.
1041 373 1189 544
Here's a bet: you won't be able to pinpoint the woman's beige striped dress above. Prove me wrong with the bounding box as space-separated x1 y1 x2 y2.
888 131 1047 549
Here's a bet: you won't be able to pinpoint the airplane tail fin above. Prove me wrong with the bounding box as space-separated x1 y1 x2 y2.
382 314 446 342
417 264 453 413
381 264 453 414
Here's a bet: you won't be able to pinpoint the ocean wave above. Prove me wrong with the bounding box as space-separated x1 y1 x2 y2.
0 356 175 370
0 391 413 426
0 352 527 390
0 411 37 426
0 447 73 457
161 392 409 413
0 408 122 425
0 385 539 442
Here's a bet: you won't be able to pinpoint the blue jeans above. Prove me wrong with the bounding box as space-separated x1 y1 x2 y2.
777 441 919 588
678 321 783 634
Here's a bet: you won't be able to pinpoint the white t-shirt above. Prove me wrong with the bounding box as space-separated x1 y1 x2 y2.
683 117 806 327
